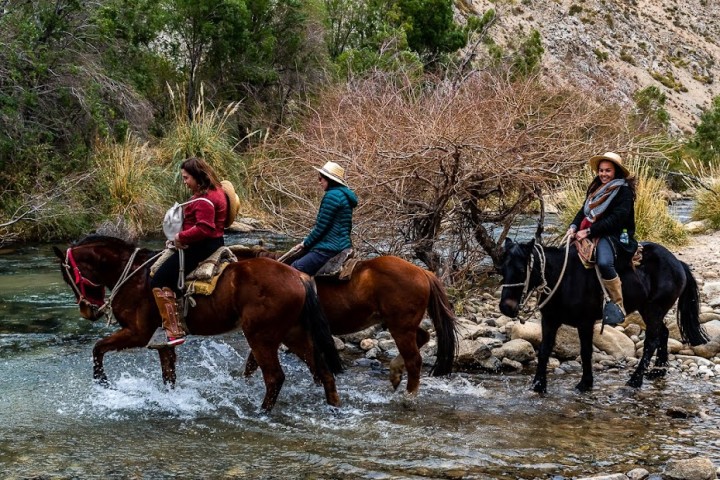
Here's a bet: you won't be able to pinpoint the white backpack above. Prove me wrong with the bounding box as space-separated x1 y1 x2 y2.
162 198 214 241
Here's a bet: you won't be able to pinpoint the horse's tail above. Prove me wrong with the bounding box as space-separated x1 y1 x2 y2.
677 261 709 346
300 277 344 374
425 271 458 376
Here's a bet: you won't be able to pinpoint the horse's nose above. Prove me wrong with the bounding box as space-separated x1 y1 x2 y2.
499 298 519 318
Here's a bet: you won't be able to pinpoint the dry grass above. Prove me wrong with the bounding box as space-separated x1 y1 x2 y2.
93 132 164 238
687 159 720 228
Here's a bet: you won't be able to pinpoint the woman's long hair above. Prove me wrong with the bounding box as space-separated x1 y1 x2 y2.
181 157 221 193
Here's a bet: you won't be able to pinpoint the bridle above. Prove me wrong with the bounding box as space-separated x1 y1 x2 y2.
61 245 162 323
500 235 571 323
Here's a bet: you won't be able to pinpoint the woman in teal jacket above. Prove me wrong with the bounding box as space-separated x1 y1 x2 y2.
292 161 358 275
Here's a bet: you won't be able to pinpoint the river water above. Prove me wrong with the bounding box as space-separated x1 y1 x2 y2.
2 209 720 479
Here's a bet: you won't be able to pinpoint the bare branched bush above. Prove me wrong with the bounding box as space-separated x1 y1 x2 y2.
248 72 646 281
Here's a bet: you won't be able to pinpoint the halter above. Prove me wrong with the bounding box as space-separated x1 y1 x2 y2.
500 235 571 323
62 246 162 324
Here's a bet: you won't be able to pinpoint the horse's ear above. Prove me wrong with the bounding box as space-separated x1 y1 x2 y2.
52 246 65 261
503 237 515 251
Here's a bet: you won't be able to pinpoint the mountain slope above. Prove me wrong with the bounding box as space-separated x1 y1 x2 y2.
457 0 720 133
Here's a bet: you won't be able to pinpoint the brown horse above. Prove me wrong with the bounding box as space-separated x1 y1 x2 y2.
53 235 343 412
236 249 458 394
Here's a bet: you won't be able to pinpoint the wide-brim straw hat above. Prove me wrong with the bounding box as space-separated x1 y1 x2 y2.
220 180 241 228
589 152 630 177
313 161 347 186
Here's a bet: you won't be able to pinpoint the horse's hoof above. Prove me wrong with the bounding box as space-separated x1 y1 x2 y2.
532 383 546 394
645 368 667 380
94 376 110 388
575 382 593 392
626 377 643 388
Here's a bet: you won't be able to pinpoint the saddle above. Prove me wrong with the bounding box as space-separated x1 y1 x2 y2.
574 239 643 270
150 246 237 296
315 248 359 281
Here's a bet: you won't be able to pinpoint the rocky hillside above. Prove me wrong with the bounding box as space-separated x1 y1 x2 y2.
456 0 720 134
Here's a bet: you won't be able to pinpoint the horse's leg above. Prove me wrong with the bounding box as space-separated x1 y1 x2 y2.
92 329 149 386
283 335 340 407
575 322 595 392
246 341 285 412
629 306 668 387
244 350 259 377
388 327 429 390
389 325 424 394
158 348 177 386
646 319 670 379
533 319 559 393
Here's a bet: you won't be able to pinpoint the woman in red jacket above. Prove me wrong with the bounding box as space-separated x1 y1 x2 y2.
148 157 227 349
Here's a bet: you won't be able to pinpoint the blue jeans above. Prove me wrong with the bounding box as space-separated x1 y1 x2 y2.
291 250 333 276
596 237 617 280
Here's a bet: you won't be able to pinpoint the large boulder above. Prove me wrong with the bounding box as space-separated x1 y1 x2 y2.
491 338 536 364
663 456 717 480
593 324 636 359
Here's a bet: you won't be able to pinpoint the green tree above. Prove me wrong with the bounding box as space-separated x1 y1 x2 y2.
690 96 720 162
632 86 670 132
510 29 543 80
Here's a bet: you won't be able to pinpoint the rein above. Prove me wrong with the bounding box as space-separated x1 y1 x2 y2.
63 246 163 325
501 234 572 323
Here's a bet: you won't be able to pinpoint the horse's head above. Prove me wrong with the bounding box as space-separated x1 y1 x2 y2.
53 235 136 321
498 237 535 318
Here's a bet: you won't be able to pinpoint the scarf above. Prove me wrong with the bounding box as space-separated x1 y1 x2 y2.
583 178 627 223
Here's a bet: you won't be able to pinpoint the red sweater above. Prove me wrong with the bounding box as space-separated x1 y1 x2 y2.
177 187 227 245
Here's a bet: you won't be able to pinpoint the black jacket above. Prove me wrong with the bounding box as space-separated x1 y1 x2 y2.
571 184 637 257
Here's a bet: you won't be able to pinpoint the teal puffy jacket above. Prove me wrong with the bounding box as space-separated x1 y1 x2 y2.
303 185 358 253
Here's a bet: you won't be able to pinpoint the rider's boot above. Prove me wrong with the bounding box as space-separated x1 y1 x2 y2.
147 287 186 349
601 275 626 325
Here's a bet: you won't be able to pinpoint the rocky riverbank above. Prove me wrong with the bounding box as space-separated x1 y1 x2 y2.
333 230 720 480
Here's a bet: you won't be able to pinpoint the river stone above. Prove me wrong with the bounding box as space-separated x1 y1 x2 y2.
553 326 582 360
593 324 636 359
500 357 523 372
699 311 720 323
491 338 536 363
576 474 629 480
359 338 377 351
624 323 643 337
700 320 720 341
510 321 542 347
692 340 720 359
626 467 649 480
685 220 710 234
668 338 684 354
339 326 378 343
455 338 492 367
663 456 716 480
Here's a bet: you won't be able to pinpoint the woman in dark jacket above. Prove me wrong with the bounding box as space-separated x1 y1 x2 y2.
566 152 638 321
291 161 358 275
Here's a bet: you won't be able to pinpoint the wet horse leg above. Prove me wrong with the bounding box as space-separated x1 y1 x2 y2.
244 350 259 378
646 319 670 379
388 327 429 391
283 335 340 407
158 348 177 386
389 325 425 394
629 306 669 387
246 340 285 411
92 328 149 386
575 322 594 392
533 318 560 393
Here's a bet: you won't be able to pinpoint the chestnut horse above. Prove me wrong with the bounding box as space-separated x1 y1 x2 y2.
53 235 343 411
235 249 458 394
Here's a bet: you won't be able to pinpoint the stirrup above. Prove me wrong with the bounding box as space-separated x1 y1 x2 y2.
146 327 185 349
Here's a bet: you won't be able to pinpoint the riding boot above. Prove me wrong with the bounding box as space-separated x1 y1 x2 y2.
601 276 626 325
147 287 186 349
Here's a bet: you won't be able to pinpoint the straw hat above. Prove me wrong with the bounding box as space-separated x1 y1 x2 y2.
589 152 630 177
220 180 240 228
313 161 347 186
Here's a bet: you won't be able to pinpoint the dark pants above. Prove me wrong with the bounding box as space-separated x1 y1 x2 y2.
596 237 617 280
150 237 224 294
291 250 333 276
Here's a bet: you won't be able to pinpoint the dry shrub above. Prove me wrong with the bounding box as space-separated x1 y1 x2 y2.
248 71 647 279
687 159 720 228
93 132 164 239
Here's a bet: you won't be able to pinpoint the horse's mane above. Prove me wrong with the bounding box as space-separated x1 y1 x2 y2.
73 234 136 248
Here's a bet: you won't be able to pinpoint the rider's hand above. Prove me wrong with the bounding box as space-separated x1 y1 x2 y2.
566 227 576 239
294 242 304 251
174 235 187 249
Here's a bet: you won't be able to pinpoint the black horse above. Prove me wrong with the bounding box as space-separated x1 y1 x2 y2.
498 238 708 393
